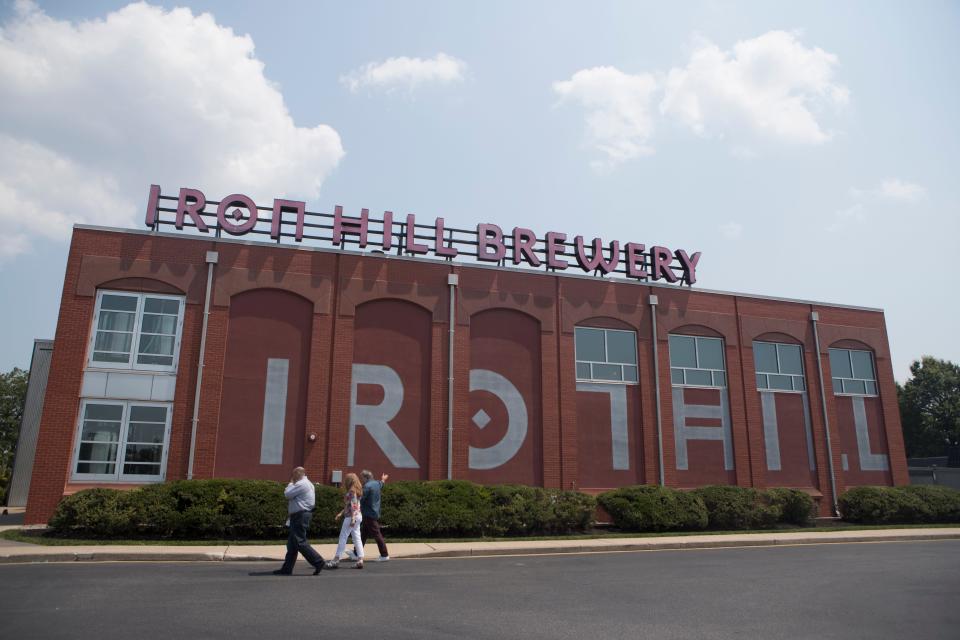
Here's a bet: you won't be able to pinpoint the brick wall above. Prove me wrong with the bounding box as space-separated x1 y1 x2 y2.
24 227 906 523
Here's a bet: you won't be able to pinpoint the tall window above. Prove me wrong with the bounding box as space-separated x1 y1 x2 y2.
754 341 806 391
829 348 877 396
575 327 638 383
669 335 726 387
89 291 184 371
72 400 171 481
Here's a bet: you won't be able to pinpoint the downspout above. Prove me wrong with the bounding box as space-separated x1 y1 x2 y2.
649 294 665 486
447 273 459 480
187 250 218 480
810 311 840 516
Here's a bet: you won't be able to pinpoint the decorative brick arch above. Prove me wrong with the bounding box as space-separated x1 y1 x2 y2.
669 323 725 339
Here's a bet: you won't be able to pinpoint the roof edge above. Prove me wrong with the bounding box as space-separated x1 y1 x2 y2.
71 224 885 314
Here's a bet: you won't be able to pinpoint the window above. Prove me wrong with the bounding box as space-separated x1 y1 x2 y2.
89 291 184 371
669 335 726 387
754 341 806 392
829 348 877 396
72 400 171 481
575 327 638 383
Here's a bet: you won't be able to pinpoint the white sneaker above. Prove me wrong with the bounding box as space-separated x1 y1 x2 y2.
343 551 358 561
376 556 390 562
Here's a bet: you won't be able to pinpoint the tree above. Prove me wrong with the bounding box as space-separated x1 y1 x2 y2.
898 357 960 459
1 367 29 504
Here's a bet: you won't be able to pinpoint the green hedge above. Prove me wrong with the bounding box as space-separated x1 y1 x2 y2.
767 488 816 526
597 486 708 532
373 481 596 537
48 479 596 539
839 485 960 524
598 485 816 532
691 486 781 530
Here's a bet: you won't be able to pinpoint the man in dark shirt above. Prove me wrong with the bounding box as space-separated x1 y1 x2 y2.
351 469 390 562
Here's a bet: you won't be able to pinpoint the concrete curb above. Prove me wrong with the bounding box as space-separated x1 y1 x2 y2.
2 529 958 564
405 531 960 559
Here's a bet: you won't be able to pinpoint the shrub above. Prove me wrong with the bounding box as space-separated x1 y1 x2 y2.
49 488 137 537
898 486 960 523
597 486 708 532
50 480 291 539
692 486 780 530
49 479 596 539
838 486 926 524
840 485 960 524
766 488 816 526
308 484 345 537
484 484 551 536
381 480 493 536
545 489 597 533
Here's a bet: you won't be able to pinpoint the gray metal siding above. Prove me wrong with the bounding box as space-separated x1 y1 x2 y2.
7 339 54 507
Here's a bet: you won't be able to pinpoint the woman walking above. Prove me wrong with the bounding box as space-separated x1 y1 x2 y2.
327 472 365 569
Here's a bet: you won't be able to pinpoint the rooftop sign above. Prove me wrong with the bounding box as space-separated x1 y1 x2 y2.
145 185 701 285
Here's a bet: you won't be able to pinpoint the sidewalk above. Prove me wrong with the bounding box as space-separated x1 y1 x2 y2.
1 527 958 564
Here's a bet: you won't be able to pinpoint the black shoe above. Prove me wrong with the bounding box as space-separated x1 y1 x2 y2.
272 569 293 576
313 563 323 575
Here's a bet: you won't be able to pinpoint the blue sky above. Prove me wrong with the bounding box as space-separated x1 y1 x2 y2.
0 0 957 380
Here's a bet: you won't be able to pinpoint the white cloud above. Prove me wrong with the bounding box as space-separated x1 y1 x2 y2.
661 31 848 146
555 31 848 169
831 178 926 231
0 1 344 260
878 178 926 202
341 53 466 93
0 133 136 259
720 221 743 239
553 66 658 170
851 179 926 202
828 202 865 232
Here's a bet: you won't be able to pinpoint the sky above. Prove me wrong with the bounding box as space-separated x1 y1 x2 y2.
0 0 957 381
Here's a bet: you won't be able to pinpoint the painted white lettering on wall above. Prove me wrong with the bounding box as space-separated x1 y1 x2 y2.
576 382 630 471
851 396 889 472
469 369 529 470
672 389 734 471
348 364 533 471
259 358 289 465
349 364 419 468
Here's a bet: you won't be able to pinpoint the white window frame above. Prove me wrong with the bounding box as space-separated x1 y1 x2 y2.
669 334 727 388
71 399 172 483
753 341 806 393
87 290 185 373
829 348 878 397
574 326 639 385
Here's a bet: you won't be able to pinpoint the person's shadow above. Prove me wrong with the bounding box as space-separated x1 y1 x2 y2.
247 570 317 576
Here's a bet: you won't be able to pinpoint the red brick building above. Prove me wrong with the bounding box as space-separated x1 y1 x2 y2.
23 190 908 524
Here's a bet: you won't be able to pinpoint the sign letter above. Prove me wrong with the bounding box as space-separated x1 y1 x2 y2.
576 382 630 470
271 199 306 242
333 206 369 248
469 369 528 469
176 187 208 231
477 223 506 262
349 364 419 468
217 194 259 235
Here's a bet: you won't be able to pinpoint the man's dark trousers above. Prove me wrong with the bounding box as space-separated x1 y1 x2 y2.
282 510 324 572
360 517 389 557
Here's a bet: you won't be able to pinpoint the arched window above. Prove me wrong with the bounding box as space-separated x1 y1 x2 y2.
88 290 184 372
754 341 806 392
574 327 638 383
669 334 726 387
828 348 878 396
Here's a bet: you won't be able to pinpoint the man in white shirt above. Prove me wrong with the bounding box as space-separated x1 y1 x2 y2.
274 467 325 575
